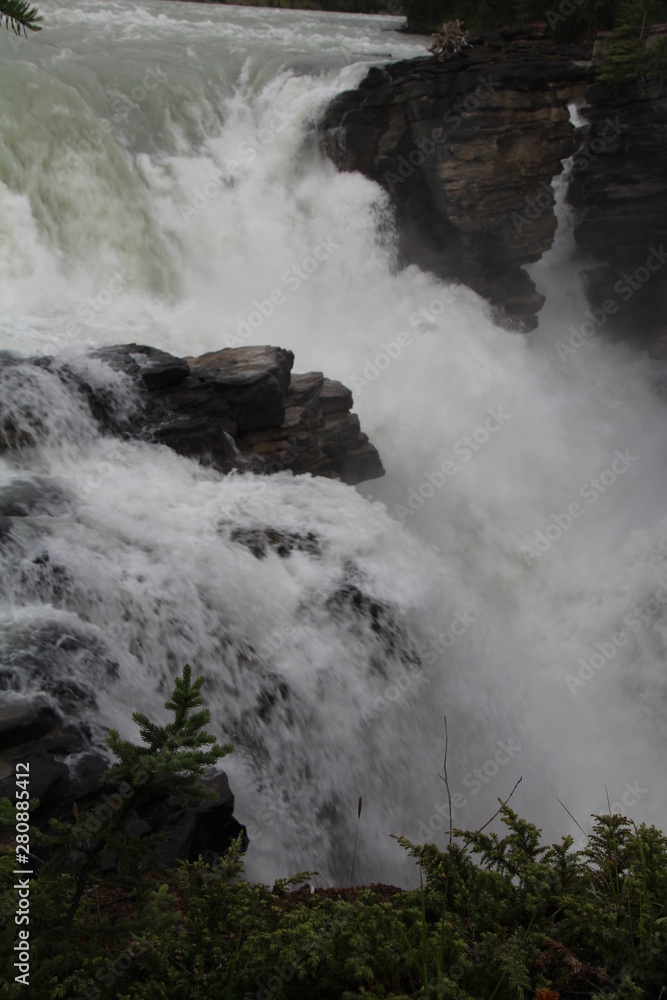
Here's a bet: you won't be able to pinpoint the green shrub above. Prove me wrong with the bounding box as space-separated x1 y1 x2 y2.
3 672 667 1000
598 0 667 81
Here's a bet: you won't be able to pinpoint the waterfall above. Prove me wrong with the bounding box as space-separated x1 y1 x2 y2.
1 0 665 886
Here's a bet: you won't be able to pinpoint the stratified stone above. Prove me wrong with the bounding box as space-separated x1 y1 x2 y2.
567 79 667 350
88 345 384 485
186 346 293 431
93 344 190 391
321 23 591 330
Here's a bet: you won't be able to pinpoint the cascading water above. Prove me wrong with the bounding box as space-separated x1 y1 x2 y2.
1 0 666 887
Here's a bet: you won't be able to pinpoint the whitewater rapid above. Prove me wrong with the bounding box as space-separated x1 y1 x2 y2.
1 0 666 886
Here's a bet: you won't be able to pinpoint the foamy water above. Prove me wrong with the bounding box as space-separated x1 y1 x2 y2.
1 0 666 885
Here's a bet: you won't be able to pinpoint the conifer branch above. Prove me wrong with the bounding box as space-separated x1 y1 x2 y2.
1 0 42 36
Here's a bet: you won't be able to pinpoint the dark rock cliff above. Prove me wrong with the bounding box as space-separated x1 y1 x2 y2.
566 79 667 354
0 698 246 868
321 24 591 330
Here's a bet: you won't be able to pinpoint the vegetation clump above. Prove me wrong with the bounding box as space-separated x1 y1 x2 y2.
429 18 470 59
401 0 615 36
2 665 667 999
598 0 667 82
403 0 667 80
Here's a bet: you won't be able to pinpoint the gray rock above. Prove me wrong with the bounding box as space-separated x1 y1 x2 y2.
320 24 592 330
567 79 667 349
0 699 61 753
0 705 246 867
91 344 384 484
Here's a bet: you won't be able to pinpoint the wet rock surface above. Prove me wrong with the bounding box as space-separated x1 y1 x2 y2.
567 79 667 352
0 698 245 868
89 344 384 484
321 23 590 330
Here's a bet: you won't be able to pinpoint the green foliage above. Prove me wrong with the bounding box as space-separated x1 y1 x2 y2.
400 0 667 46
0 664 233 997
594 0 666 80
393 804 667 1000
397 0 667 84
0 0 41 36
4 797 667 998
3 673 667 1000
105 662 233 807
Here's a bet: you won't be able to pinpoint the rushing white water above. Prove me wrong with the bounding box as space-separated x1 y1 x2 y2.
1 0 666 887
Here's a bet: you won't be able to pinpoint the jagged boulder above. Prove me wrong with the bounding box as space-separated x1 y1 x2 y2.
0 345 384 484
94 344 384 484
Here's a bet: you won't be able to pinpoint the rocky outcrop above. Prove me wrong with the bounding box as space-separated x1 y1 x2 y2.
0 346 384 485
567 79 667 354
321 24 590 329
0 697 246 868
91 344 385 484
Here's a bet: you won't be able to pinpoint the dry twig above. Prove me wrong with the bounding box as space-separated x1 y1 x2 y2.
437 715 453 846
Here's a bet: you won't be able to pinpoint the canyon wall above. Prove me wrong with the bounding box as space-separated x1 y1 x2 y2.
321 24 666 343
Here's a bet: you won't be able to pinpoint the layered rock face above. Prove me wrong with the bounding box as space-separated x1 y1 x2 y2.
321 24 590 330
567 79 667 354
97 344 384 484
0 345 384 485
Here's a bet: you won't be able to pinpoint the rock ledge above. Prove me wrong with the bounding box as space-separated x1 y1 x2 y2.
92 344 385 484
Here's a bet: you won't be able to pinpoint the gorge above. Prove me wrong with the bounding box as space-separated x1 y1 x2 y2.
1 0 666 890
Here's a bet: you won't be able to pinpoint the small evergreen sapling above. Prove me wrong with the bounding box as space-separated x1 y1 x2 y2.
105 662 234 807
40 664 233 928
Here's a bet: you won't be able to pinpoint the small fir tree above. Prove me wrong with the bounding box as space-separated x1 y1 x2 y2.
17 665 233 930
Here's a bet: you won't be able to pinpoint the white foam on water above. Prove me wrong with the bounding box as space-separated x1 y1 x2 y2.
1 0 666 884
